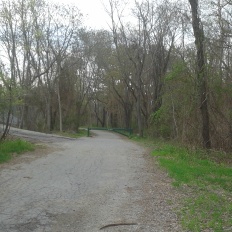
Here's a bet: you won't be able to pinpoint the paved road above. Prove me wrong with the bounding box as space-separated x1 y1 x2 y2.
0 129 182 232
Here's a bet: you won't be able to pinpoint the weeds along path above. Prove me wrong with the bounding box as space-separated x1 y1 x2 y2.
0 130 183 232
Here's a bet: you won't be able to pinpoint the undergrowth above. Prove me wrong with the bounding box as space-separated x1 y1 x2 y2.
0 139 35 163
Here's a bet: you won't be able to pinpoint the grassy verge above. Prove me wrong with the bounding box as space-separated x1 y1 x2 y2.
152 144 232 232
0 139 35 163
132 137 232 232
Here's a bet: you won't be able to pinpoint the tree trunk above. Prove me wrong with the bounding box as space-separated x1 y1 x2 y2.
137 75 143 137
1 109 11 140
102 107 106 127
1 89 12 140
46 94 51 132
189 0 211 149
124 104 132 129
19 103 25 129
57 82 62 132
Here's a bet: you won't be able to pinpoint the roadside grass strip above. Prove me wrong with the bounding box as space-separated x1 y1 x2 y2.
0 139 34 163
152 145 232 232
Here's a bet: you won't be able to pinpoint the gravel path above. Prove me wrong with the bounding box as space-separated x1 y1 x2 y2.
0 130 183 232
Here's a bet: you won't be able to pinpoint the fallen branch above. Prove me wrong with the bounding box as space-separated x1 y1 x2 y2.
100 222 138 230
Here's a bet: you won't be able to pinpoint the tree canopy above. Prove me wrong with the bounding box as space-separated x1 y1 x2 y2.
0 0 232 151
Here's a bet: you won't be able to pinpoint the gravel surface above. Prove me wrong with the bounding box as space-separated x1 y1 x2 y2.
0 130 183 232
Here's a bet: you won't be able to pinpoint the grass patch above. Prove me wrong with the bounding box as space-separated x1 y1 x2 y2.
0 139 35 163
131 135 164 148
152 144 232 231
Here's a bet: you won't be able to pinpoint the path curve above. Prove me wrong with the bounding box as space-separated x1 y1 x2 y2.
0 130 182 232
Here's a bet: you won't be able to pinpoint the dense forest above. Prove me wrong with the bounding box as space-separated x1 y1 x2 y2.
0 0 232 151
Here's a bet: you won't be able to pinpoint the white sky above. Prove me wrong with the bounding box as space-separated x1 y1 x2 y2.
48 0 111 30
48 0 139 30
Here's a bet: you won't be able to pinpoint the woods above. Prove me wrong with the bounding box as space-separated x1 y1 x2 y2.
0 0 232 151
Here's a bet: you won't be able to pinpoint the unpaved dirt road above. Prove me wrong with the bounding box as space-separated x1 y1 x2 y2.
0 129 182 232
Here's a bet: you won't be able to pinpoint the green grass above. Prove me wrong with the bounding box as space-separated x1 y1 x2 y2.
152 144 232 231
0 139 35 163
